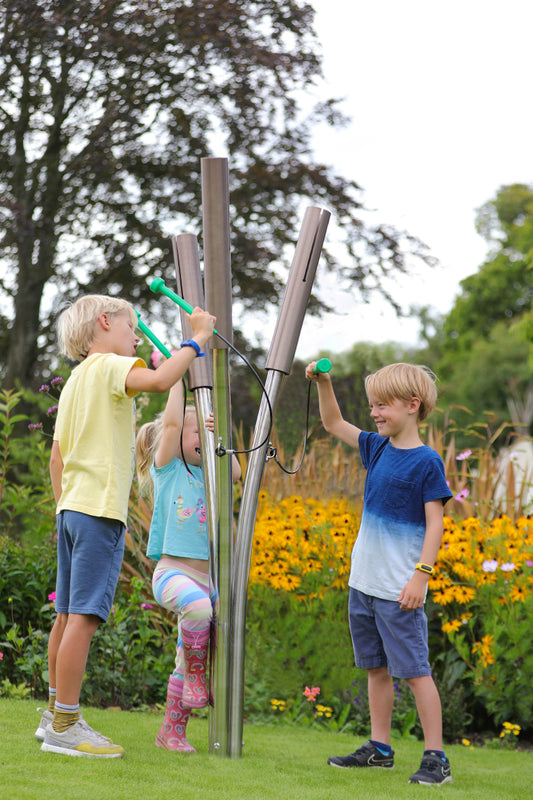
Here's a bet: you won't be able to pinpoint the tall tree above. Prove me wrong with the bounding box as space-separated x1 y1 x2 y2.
433 183 533 436
0 0 431 387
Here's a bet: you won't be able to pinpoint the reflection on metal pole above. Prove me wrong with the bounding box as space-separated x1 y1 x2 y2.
171 234 217 591
228 207 330 757
201 157 234 755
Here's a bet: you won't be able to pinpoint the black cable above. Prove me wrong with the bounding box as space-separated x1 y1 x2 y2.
178 329 310 474
271 377 313 475
206 330 274 458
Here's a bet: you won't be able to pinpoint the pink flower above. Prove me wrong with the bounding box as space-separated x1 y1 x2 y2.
151 350 163 368
456 450 472 461
454 488 470 502
303 685 320 702
141 603 153 610
48 591 56 602
0 652 3 660
482 560 498 572
501 562 516 572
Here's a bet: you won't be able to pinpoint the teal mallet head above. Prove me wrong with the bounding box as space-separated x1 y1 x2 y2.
149 278 218 335
313 357 332 374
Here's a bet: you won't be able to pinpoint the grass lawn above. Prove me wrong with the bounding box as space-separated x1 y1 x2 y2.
1 699 530 800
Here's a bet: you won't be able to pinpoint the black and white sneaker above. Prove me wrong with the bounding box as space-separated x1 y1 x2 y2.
327 740 394 768
408 751 452 785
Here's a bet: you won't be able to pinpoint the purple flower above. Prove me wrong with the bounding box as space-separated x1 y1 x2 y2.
51 376 64 387
141 602 153 610
39 384 50 393
456 449 472 461
46 405 58 416
28 422 43 431
501 562 516 572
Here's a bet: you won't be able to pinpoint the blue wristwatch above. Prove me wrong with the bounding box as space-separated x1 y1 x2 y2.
180 339 205 357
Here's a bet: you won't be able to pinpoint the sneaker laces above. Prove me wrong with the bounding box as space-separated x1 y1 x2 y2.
77 718 114 745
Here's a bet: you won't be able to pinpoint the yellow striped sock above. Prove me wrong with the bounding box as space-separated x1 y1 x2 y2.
52 708 80 733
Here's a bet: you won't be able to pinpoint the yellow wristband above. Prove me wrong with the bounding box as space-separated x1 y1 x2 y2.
415 562 435 576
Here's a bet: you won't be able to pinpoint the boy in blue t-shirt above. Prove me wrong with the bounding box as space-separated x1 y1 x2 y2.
305 361 453 786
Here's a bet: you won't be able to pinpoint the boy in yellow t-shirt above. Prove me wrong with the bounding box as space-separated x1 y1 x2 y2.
36 294 215 758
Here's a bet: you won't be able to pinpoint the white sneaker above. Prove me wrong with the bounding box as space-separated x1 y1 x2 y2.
41 719 124 758
35 708 53 741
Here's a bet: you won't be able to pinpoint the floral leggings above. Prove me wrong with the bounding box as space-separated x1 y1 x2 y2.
152 557 218 681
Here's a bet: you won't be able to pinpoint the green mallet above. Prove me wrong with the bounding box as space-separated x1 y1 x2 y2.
135 311 172 358
150 277 219 336
313 357 332 374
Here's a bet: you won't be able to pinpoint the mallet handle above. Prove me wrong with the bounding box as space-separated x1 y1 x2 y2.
136 311 172 358
150 278 219 336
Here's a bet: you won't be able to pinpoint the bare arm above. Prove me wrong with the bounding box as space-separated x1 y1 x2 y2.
126 307 215 394
154 381 185 468
49 440 64 504
397 499 444 610
305 363 361 449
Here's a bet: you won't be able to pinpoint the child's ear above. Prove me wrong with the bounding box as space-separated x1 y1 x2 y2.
97 312 111 331
408 396 421 415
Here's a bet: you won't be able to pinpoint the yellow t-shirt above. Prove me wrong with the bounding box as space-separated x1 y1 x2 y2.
54 352 146 525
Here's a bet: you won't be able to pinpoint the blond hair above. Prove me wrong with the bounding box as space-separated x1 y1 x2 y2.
57 295 137 361
364 363 438 422
135 405 197 495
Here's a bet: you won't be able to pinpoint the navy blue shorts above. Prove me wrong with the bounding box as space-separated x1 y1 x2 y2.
348 587 431 679
55 510 125 622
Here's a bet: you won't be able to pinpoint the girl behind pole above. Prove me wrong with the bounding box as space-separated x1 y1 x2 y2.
136 379 240 752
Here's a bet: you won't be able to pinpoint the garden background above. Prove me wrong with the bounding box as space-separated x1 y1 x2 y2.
0 0 532 751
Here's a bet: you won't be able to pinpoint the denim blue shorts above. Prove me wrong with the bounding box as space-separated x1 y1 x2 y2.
348 587 431 679
55 510 125 622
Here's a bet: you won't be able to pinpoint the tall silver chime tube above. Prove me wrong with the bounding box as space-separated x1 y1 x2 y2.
228 206 330 757
171 233 217 587
201 157 234 755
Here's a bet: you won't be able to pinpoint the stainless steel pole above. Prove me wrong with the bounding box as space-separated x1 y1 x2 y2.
228 206 330 757
171 234 217 589
201 157 234 755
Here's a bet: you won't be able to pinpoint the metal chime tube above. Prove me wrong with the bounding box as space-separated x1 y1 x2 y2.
201 157 234 755
171 234 217 588
228 206 330 756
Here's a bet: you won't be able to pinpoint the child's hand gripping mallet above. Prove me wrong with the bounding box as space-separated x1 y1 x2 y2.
313 358 332 375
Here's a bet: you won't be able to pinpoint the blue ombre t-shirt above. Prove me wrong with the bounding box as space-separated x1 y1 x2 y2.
349 431 452 602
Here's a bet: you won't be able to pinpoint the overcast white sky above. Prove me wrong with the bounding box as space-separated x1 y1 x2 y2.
291 0 533 359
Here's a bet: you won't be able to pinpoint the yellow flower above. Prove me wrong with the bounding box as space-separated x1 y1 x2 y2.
473 634 495 667
442 619 462 634
461 738 471 747
315 704 333 718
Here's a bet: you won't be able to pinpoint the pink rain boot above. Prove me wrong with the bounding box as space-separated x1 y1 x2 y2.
181 628 210 709
155 676 196 753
